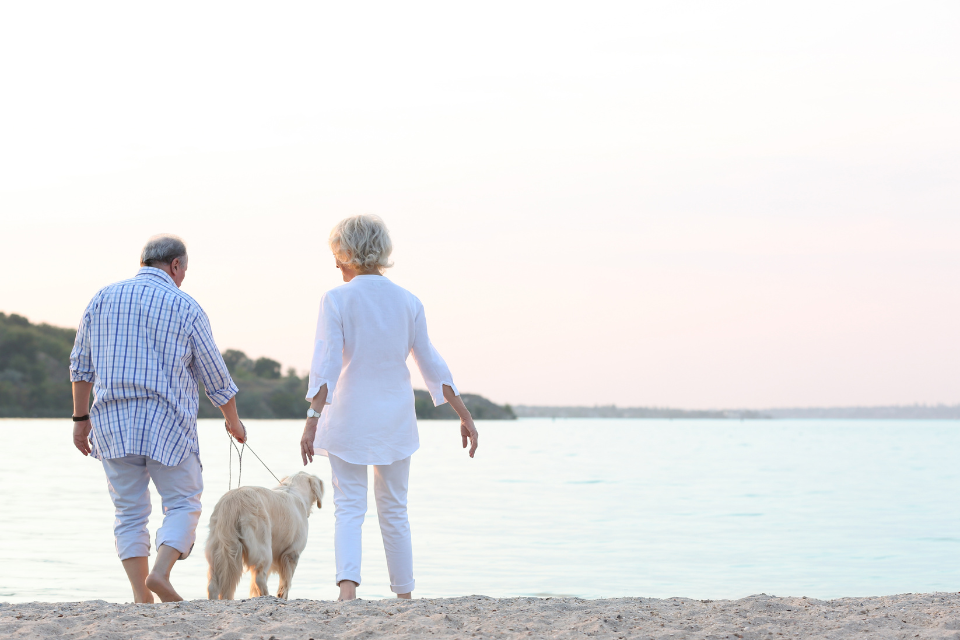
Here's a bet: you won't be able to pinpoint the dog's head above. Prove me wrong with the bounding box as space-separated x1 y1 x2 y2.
281 472 324 512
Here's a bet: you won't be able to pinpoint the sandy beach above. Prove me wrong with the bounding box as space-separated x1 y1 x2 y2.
3 592 960 639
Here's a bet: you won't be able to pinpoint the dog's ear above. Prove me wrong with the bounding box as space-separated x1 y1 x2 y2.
310 476 324 508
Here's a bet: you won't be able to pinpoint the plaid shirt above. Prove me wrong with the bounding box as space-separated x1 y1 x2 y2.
69 267 238 466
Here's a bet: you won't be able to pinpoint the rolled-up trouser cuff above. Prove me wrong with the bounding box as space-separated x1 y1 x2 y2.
391 580 415 594
157 540 195 560
336 572 361 587
117 539 151 561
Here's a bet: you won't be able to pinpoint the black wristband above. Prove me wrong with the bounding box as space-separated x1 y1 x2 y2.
72 414 90 422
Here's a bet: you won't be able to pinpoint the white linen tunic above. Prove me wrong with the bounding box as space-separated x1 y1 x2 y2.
306 275 459 465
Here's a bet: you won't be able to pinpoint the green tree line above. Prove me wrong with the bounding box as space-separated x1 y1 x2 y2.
0 312 514 420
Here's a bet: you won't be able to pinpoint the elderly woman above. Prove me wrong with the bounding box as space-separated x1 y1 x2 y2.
300 214 478 601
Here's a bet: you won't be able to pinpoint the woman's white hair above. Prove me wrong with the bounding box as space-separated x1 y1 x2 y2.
329 215 394 273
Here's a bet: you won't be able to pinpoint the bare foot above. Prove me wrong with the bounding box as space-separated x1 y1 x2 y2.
121 557 155 604
145 573 183 602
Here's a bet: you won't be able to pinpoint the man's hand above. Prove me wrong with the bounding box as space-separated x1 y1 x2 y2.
301 418 318 466
461 418 479 458
71 380 94 456
73 420 92 456
219 397 245 443
226 420 246 443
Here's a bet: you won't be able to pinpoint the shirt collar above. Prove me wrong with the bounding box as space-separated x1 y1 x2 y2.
136 266 177 287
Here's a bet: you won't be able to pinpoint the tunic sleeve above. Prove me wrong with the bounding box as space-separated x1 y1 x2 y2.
306 293 344 402
410 302 458 406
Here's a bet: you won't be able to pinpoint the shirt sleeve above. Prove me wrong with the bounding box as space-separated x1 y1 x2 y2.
306 293 344 402
411 301 458 406
189 311 239 407
69 298 96 383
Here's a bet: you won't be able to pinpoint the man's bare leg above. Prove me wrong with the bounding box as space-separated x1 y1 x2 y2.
338 580 357 601
121 557 155 603
145 544 184 602
397 592 412 599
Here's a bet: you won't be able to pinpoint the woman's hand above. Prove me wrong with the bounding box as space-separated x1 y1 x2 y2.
461 417 479 458
301 418 318 466
443 384 478 458
302 385 327 465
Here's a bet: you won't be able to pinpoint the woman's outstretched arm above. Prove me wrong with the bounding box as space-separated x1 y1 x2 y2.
444 384 478 458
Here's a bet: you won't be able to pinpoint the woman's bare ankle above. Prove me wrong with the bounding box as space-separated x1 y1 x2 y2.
397 592 412 599
338 580 358 601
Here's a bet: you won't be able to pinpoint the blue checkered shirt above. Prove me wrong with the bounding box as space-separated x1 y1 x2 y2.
69 267 238 466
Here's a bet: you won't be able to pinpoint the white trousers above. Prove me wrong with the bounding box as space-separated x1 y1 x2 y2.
102 453 203 561
328 454 414 594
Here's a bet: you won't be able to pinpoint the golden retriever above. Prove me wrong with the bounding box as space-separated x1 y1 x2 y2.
205 472 324 599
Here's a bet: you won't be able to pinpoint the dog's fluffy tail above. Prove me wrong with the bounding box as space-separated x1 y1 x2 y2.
206 488 269 600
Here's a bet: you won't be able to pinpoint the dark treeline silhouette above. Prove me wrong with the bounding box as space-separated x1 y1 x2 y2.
0 313 515 420
0 313 75 417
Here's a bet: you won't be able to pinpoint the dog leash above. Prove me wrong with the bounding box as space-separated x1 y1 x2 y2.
226 421 282 490
227 427 244 490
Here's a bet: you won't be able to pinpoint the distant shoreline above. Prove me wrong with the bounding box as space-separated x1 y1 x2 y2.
514 404 960 420
3 313 957 422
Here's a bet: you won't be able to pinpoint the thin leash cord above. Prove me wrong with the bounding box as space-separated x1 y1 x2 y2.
226 420 281 489
243 442 281 485
227 435 245 491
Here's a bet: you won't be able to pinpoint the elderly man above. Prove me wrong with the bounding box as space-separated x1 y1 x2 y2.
69 234 246 603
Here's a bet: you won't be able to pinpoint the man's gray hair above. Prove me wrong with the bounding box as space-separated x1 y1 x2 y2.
328 215 394 273
140 234 188 268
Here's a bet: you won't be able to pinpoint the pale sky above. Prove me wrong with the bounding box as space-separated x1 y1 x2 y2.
1 1 958 409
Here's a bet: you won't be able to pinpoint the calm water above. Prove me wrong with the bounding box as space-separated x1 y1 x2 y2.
1 418 958 603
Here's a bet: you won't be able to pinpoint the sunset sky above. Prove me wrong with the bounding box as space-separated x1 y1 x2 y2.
1 1 958 408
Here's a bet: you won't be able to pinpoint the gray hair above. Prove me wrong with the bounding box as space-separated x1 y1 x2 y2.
329 215 394 272
140 234 188 268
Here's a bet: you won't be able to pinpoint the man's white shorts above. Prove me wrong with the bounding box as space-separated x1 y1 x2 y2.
102 453 203 560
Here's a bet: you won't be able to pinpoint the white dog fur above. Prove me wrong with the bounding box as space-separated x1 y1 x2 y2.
206 472 324 600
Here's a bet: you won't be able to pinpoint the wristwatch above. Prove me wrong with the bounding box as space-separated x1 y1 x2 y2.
306 408 322 419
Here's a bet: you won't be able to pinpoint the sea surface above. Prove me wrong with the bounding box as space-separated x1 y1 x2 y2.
1 418 958 603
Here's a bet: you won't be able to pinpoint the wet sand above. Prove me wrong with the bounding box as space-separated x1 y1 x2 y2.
3 592 960 639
